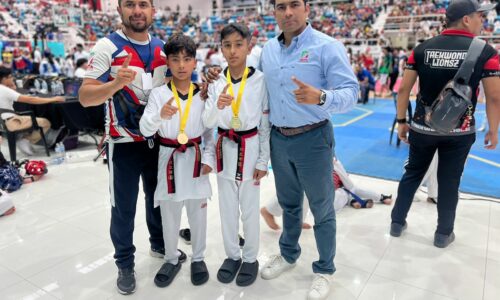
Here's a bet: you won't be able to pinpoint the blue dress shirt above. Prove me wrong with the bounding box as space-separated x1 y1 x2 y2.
260 24 359 127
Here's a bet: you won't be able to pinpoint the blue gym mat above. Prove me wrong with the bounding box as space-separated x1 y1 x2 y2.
332 99 500 199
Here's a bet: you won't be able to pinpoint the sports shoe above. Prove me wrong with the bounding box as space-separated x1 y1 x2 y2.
179 228 191 245
261 255 296 280
390 222 407 237
434 232 455 248
17 139 33 156
308 274 333 300
117 267 136 295
150 248 187 263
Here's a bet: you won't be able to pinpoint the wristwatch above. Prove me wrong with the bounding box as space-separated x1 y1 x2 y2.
318 90 327 106
396 118 407 124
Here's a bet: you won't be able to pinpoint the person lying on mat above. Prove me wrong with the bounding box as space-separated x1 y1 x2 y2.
260 157 393 230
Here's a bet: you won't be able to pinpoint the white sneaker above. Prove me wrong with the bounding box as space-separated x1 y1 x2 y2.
308 274 333 300
17 139 33 156
261 255 295 280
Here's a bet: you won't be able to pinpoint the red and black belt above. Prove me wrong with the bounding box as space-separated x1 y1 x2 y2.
216 127 258 181
159 136 202 194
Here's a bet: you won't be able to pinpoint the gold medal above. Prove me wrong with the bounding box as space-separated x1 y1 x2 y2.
171 80 194 145
177 132 189 145
231 116 241 129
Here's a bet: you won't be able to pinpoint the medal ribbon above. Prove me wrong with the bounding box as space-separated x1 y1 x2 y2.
226 67 249 119
171 81 194 135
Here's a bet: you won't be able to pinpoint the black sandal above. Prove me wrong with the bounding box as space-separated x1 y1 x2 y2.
191 261 209 286
236 261 259 287
217 258 242 283
154 262 181 288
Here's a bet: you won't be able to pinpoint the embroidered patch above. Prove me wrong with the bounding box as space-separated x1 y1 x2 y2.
299 50 310 63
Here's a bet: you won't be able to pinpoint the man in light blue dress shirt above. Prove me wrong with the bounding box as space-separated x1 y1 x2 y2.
258 1 358 299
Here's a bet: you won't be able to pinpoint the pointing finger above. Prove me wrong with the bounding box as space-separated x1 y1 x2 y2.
222 83 230 94
122 53 132 69
167 96 174 106
291 76 306 88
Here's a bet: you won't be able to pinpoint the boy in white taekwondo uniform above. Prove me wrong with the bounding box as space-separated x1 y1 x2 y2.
203 23 270 287
140 34 215 287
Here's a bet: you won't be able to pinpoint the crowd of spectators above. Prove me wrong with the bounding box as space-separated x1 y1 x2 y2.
386 0 500 40
2 0 500 82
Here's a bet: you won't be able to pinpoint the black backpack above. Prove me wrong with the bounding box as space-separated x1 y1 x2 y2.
425 38 486 134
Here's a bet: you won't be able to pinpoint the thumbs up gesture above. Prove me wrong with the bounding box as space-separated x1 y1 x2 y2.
160 97 178 120
292 76 322 105
114 54 137 89
217 83 233 110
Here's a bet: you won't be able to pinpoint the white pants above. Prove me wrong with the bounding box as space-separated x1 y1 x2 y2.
159 198 207 264
218 178 260 263
266 188 351 220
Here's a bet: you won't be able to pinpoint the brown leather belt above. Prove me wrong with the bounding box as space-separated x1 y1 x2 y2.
274 120 329 137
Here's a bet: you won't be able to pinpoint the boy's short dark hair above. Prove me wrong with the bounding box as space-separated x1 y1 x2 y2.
220 23 251 42
0 67 12 82
164 33 197 58
270 0 307 6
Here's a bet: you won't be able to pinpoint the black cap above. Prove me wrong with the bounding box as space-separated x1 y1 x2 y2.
446 0 496 22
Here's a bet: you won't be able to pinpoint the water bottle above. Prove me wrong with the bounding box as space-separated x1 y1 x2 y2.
41 80 48 94
51 142 65 165
57 81 65 95
34 79 40 92
50 81 57 95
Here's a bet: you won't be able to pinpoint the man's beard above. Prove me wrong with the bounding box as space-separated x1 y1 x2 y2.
123 18 151 33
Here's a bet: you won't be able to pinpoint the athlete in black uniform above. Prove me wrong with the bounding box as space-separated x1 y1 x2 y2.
390 0 500 248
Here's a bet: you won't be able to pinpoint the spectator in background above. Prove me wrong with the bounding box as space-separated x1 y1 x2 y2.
62 54 75 78
0 67 64 155
389 47 400 95
246 31 262 69
74 58 88 78
355 63 375 104
209 45 225 67
377 46 392 97
73 43 89 62
361 47 375 72
39 52 61 76
11 49 33 74
32 47 42 75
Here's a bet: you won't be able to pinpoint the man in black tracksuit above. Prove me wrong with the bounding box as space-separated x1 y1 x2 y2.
390 0 500 248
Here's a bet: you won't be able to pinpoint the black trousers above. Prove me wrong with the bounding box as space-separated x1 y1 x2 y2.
391 130 475 235
108 141 164 269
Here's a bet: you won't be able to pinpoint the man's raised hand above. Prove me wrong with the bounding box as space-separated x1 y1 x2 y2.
114 54 136 89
